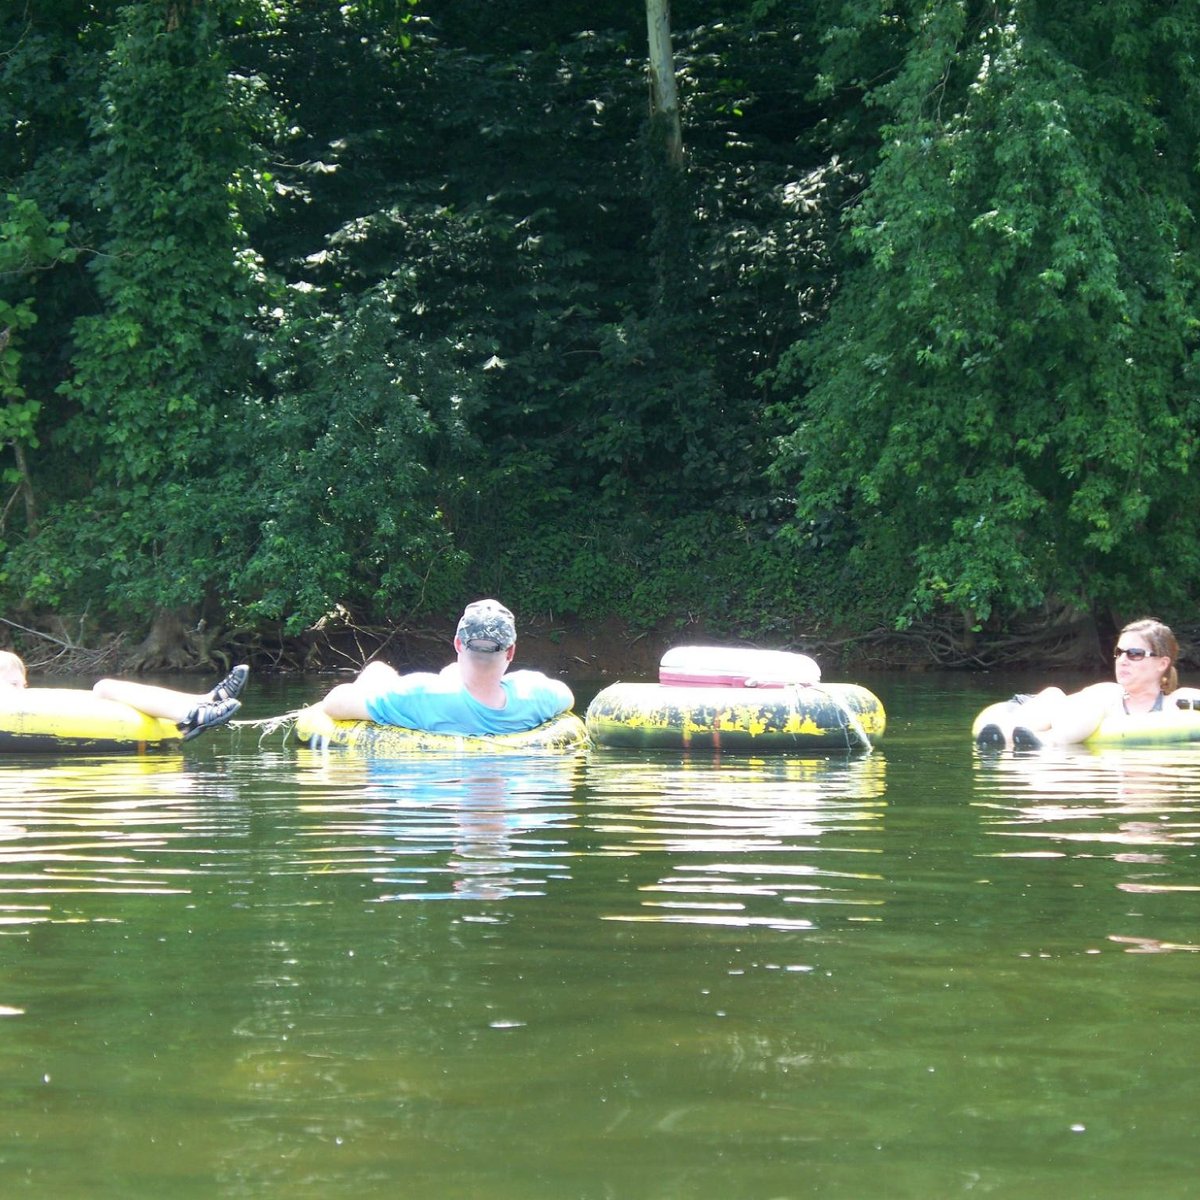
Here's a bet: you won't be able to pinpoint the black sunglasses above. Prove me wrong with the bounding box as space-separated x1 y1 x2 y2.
1113 646 1157 661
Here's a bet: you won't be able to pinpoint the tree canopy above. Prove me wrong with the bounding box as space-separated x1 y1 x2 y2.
2 0 1199 665
771 1 1200 630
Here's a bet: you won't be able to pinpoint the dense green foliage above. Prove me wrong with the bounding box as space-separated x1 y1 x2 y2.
2 0 1199 657
771 0 1200 628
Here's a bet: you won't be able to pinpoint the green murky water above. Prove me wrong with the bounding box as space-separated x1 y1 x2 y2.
0 673 1195 1198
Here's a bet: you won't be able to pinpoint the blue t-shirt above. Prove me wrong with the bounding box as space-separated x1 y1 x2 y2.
364 669 574 735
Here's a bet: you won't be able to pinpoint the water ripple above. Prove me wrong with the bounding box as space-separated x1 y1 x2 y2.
584 752 888 928
286 751 585 901
972 746 1200 851
0 755 245 929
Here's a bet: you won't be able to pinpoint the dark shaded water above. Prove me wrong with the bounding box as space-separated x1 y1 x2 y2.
0 673 1196 1198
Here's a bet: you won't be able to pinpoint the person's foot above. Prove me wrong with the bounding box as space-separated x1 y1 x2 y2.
209 664 249 704
1012 726 1043 750
179 697 241 742
975 723 1007 749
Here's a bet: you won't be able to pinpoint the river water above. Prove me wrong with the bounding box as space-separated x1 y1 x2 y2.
0 672 1196 1198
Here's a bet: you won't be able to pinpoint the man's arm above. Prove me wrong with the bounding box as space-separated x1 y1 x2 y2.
533 675 574 718
319 661 405 720
319 683 375 721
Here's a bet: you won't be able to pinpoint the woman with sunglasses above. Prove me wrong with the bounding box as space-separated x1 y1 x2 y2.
976 618 1179 749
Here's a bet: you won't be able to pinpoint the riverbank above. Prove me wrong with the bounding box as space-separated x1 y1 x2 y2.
12 608 1193 682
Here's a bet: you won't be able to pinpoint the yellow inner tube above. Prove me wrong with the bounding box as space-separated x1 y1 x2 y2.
0 688 182 753
972 688 1200 747
294 705 589 755
586 682 885 750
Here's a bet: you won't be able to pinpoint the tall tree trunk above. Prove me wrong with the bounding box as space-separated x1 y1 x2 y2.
645 0 683 166
12 441 37 535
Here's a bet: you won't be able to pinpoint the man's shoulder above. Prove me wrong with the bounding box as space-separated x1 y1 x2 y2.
505 669 564 688
504 671 574 708
379 671 451 696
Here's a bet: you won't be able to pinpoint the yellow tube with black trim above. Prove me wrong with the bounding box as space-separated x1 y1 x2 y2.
585 682 885 751
0 688 182 753
294 705 589 755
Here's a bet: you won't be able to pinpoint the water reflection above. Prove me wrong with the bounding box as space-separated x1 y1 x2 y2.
4 680 1200 1199
0 755 239 931
584 751 888 932
973 745 1200 843
290 749 585 901
972 746 1200 952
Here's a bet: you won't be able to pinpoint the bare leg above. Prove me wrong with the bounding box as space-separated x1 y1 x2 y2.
976 687 1066 749
92 679 200 722
1009 687 1067 735
1028 685 1119 746
93 664 249 739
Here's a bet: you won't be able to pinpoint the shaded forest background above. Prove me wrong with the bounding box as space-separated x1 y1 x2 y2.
3 1 1200 677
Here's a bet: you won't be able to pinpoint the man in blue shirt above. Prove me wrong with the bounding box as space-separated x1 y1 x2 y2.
318 599 574 735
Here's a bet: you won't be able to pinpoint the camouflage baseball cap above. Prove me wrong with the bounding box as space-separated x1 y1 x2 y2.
456 599 516 652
